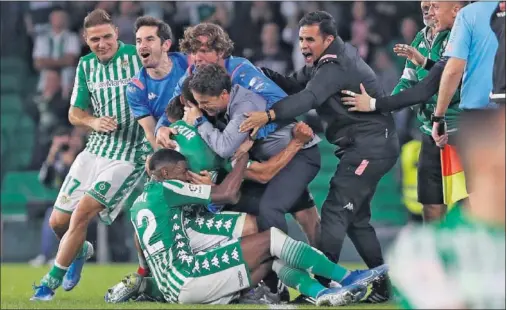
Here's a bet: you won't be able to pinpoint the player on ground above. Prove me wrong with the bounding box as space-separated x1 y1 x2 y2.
31 9 150 301
105 148 388 305
387 106 506 309
127 16 189 149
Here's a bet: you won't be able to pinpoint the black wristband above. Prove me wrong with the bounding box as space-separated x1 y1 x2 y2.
266 110 272 123
431 113 444 123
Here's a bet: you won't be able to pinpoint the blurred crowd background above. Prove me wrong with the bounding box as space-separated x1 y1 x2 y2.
1 1 429 264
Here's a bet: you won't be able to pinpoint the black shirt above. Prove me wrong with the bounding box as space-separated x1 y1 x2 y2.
490 3 506 98
374 58 447 112
264 37 399 159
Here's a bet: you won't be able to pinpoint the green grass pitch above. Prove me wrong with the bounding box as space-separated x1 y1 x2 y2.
1 263 397 309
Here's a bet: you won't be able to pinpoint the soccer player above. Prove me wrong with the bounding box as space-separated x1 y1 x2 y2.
31 9 150 301
387 106 506 309
154 22 297 148
105 148 388 305
343 1 465 223
127 16 189 149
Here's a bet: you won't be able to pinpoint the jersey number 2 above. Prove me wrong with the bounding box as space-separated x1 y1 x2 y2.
136 209 164 255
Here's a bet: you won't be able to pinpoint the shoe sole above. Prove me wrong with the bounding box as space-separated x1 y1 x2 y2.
316 291 354 306
30 295 54 301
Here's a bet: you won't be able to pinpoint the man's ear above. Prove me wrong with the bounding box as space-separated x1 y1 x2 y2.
324 35 334 47
162 39 172 52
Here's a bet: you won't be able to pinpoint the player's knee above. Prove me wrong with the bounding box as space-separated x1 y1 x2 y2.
74 195 105 223
49 209 70 238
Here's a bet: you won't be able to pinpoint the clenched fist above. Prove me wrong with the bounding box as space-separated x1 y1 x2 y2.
292 122 314 145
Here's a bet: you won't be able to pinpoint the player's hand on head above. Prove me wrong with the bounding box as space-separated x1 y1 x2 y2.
232 137 254 161
341 84 373 112
155 126 178 149
393 44 425 67
188 170 214 186
293 121 314 145
91 116 118 133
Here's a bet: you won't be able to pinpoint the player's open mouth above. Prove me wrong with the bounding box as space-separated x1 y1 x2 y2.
302 52 313 62
140 52 151 59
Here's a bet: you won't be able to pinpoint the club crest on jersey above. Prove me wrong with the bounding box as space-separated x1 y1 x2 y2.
59 194 71 205
121 59 129 70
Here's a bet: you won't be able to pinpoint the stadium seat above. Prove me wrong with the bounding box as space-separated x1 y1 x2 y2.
0 57 28 75
0 94 24 114
0 75 22 94
2 171 58 202
0 192 27 217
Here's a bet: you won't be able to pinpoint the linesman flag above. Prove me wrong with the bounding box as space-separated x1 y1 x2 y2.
441 144 468 205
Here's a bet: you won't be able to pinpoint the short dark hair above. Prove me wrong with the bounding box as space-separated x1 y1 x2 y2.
134 16 173 42
298 11 338 38
165 97 184 122
188 63 231 97
148 149 186 171
179 23 234 58
83 9 113 29
181 76 197 105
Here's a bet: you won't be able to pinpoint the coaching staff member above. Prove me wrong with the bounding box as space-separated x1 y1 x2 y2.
240 11 399 301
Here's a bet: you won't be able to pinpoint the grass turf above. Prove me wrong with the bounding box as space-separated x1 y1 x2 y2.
1 263 397 309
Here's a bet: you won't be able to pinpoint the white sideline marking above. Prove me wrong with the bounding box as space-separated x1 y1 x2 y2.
268 305 297 309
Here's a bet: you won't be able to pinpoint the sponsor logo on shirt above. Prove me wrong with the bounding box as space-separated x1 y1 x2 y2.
88 78 132 90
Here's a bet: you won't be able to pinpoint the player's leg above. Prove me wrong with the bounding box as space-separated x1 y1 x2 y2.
418 134 447 222
291 190 321 247
33 156 145 299
256 146 321 233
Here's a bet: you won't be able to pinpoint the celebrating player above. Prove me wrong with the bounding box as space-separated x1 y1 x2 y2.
31 9 150 301
105 148 388 305
127 16 189 149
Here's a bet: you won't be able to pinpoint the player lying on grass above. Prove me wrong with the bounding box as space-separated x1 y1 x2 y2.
104 148 388 305
114 95 324 303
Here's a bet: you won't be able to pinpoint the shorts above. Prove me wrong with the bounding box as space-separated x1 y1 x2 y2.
178 239 251 304
417 134 444 205
184 207 246 253
53 150 146 225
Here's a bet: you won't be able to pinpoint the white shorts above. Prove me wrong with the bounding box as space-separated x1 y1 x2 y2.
53 150 146 225
184 209 246 253
177 239 251 304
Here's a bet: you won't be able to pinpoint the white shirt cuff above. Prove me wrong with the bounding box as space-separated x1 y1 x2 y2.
370 98 377 111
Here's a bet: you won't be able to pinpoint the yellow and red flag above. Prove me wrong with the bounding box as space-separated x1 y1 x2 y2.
441 144 468 205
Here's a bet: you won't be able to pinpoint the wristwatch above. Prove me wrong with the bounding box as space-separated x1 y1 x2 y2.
194 116 208 128
431 113 445 123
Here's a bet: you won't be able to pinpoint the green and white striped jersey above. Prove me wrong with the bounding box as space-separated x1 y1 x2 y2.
70 41 150 163
388 207 505 309
130 180 212 302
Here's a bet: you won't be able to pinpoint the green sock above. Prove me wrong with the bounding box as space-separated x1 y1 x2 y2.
273 259 326 299
140 277 166 302
271 228 348 282
40 263 68 289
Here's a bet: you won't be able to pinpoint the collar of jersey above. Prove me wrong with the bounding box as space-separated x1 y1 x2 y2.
94 40 125 66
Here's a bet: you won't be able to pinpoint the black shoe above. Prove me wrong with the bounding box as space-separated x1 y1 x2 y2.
289 294 316 305
362 277 391 303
